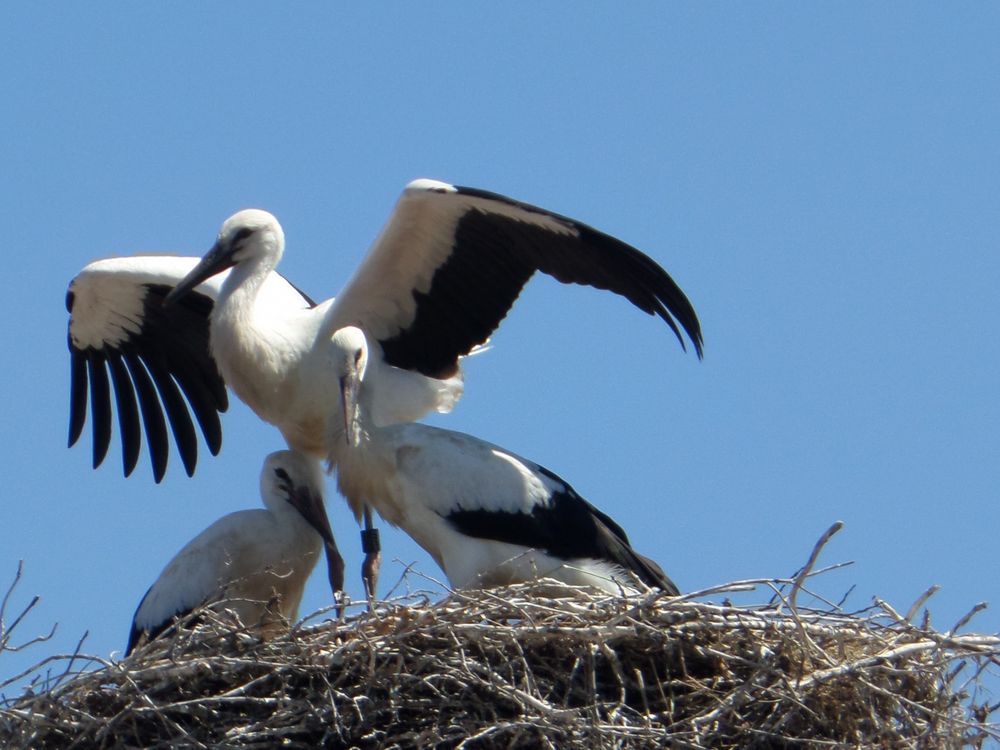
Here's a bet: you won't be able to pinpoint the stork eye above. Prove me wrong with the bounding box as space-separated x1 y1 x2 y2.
232 227 255 243
354 349 363 364
274 467 291 482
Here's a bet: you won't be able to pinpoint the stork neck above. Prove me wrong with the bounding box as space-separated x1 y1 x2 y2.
334 423 400 525
217 254 275 317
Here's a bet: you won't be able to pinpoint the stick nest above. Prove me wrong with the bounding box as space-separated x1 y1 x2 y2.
2 575 998 749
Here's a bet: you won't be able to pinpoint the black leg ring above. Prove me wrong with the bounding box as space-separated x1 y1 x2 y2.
361 527 381 555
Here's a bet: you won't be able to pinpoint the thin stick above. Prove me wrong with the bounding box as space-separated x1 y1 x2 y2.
788 521 844 615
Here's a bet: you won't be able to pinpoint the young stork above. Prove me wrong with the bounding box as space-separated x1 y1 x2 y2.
328 327 679 596
126 450 342 655
67 179 703 593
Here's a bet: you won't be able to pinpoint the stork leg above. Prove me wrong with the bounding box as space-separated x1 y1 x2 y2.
360 505 381 605
323 537 346 619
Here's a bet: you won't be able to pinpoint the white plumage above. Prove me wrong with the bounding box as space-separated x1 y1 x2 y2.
329 327 678 596
126 450 341 655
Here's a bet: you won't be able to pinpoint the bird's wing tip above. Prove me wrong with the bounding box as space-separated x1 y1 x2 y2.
405 178 456 194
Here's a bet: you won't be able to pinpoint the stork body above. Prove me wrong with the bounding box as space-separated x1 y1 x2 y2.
329 328 678 596
126 450 342 655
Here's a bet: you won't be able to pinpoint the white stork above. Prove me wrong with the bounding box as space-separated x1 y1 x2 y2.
67 179 703 593
126 450 342 655
328 326 679 596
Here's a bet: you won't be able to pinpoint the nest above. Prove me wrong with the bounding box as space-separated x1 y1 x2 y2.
2 531 998 749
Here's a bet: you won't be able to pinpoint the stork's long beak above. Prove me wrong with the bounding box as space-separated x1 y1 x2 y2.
339 368 362 448
164 240 234 305
288 484 345 598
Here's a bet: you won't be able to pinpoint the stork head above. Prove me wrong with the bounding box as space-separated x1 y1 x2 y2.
165 209 284 305
330 326 369 448
261 450 345 597
261 449 325 518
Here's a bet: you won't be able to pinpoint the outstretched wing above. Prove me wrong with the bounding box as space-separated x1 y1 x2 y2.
325 179 703 380
67 255 312 482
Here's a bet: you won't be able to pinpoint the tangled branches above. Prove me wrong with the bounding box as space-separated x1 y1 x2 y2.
1 569 997 749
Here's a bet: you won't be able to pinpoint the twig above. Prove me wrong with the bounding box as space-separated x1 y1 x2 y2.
905 585 940 624
0 562 57 655
949 601 989 636
788 521 844 615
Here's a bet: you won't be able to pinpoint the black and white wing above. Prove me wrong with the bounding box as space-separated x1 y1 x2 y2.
324 179 703 380
445 461 680 595
67 255 312 482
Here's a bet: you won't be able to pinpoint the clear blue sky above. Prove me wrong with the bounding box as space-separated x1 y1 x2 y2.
2 5 997 705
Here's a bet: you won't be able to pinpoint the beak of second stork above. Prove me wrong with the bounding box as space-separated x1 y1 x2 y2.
288 483 346 616
339 368 362 448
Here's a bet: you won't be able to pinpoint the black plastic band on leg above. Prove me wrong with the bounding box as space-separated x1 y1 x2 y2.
361 528 381 555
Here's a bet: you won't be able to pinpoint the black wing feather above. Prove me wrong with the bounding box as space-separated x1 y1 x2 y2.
86 353 112 469
168 358 224 457
125 585 154 656
106 352 141 477
143 353 199 478
126 587 201 656
123 354 170 483
68 344 88 448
